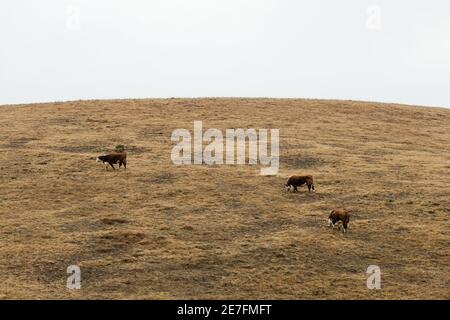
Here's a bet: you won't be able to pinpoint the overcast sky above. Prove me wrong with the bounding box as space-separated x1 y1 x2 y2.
1 0 449 107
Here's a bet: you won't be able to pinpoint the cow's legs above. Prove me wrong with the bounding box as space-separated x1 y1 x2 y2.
109 162 116 170
342 222 348 233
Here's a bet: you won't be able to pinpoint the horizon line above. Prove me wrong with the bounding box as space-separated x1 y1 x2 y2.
1 96 449 110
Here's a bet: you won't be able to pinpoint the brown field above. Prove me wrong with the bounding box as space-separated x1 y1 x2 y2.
0 98 449 299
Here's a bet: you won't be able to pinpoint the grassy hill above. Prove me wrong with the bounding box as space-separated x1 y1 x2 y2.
0 98 449 299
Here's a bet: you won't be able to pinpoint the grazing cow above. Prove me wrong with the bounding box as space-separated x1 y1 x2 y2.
328 208 351 233
96 152 127 170
285 175 315 192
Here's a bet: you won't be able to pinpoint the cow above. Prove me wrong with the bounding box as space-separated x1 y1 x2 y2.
285 175 315 192
96 152 127 170
328 208 351 233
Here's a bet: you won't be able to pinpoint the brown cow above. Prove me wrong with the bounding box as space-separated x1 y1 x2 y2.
285 175 315 192
328 208 351 233
96 152 127 170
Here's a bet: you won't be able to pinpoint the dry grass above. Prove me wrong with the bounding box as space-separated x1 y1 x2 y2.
0 98 449 299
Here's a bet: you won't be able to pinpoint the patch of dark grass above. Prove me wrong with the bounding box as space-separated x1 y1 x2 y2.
283 156 324 169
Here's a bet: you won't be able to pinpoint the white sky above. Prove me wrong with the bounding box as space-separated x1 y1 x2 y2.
1 0 449 107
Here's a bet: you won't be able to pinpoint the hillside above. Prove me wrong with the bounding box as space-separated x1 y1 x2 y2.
0 98 449 299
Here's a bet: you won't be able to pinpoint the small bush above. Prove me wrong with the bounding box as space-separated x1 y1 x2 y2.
115 144 125 153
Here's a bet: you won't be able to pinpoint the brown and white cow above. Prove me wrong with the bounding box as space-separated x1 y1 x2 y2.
328 208 351 233
285 175 315 192
96 152 127 170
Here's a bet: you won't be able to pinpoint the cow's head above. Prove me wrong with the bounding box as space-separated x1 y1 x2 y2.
96 155 107 163
328 218 334 227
